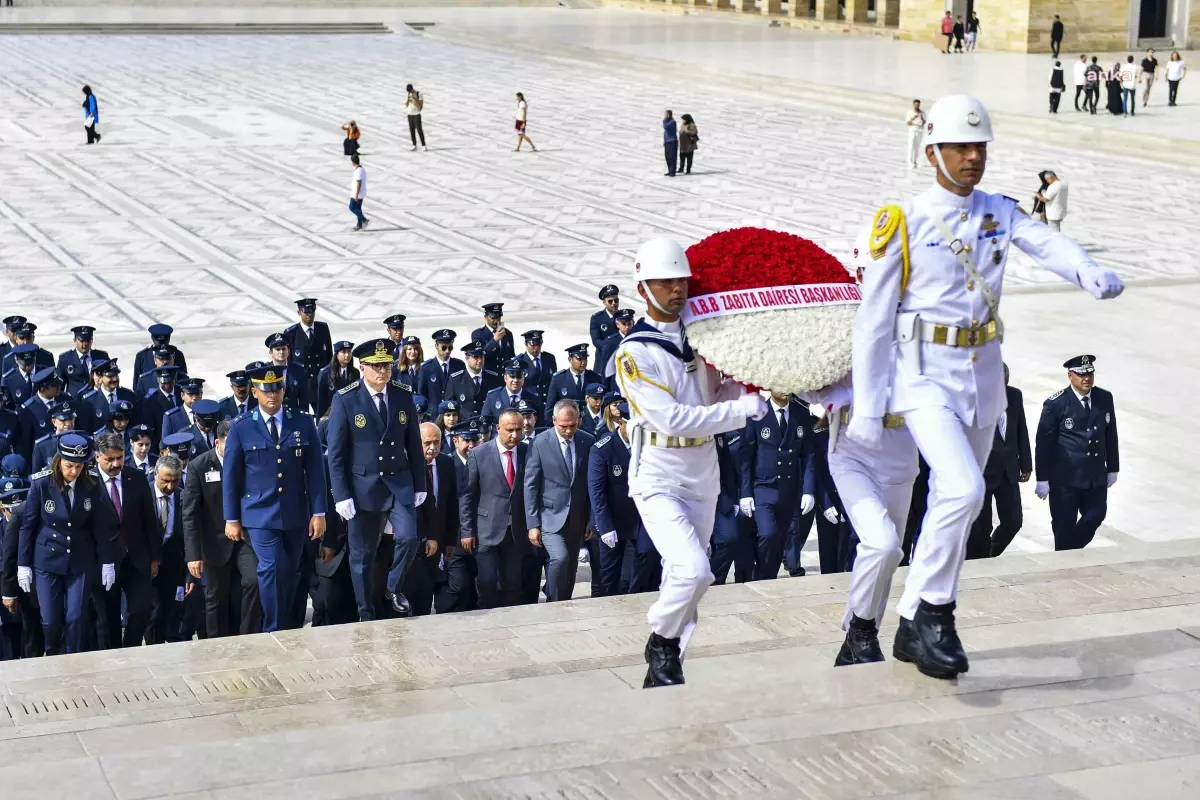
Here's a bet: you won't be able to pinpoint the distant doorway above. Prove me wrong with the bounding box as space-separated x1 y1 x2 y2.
1139 0 1169 38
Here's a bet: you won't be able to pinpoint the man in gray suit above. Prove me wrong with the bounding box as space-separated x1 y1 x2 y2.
525 399 595 601
460 408 529 608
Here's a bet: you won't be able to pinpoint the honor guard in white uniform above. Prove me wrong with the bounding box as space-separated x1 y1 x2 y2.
613 237 768 688
847 94 1124 680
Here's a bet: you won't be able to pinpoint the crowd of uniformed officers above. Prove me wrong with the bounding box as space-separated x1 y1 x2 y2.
0 289 1118 659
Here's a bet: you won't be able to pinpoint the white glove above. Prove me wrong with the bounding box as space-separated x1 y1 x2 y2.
1106 472 1118 488
1084 270 1124 300
102 563 116 591
335 498 356 520
1035 481 1050 500
738 497 755 517
737 392 769 421
846 415 884 450
800 494 815 515
414 492 427 507
601 531 618 548
823 506 840 524
17 566 32 594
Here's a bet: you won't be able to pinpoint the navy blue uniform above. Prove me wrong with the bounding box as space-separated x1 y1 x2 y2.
416 357 464 411
221 407 327 632
589 309 616 349
133 345 187 381
483 387 543 426
0 406 18 443
16 397 55 465
3 367 39 409
283 321 332 411
740 399 816 580
79 387 137 434
18 470 119 653
516 352 557 407
139 387 179 446
277 363 309 412
544 368 603 421
444 368 501 420
471 325 515 374
217 394 256 421
1036 386 1119 551
315 364 356 421
325 379 427 621
57 348 109 396
0 346 52 377
710 430 754 585
587 431 660 596
31 432 71 474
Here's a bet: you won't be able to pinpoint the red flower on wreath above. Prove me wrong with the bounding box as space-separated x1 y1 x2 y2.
685 228 852 296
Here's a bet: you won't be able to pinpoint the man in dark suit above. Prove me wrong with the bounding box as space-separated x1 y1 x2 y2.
217 370 256 420
525 400 594 601
282 298 333 414
146 454 186 644
1 477 44 657
16 367 63 466
516 330 556 408
403 422 460 615
471 303 514 374
483 360 542 426
1035 354 1119 551
461 408 528 608
444 341 500 420
91 432 160 648
79 359 138 435
139 365 181 447
265 333 310 412
594 308 635 386
132 323 188 380
2 343 40 411
967 364 1032 559
183 419 261 637
589 284 620 348
416 329 462 412
544 344 602 421
56 325 109 397
0 321 53 376
436 419 480 613
326 338 426 621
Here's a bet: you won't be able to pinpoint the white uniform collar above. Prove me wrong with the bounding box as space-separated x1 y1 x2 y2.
645 317 684 345
924 182 975 210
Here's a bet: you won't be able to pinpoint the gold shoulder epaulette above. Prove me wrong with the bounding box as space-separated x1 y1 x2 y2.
870 205 911 295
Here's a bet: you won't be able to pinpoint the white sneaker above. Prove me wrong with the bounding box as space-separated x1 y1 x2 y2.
410 146 417 152
423 146 428 152
578 549 590 564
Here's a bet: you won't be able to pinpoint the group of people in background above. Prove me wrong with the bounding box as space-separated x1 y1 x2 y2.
1058 49 1187 116
662 110 699 177
940 10 980 54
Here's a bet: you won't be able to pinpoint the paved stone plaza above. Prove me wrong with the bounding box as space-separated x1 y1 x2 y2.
2 9 1200 796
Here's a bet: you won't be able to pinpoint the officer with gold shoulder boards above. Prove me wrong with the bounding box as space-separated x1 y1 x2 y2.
325 338 427 621
848 94 1124 680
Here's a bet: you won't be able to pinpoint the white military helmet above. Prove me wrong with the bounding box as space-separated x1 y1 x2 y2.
923 94 994 146
633 237 692 281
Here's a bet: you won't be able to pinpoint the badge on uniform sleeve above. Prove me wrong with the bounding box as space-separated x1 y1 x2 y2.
66 365 74 374
45 500 55 513
760 428 771 440
1065 418 1074 430
84 498 91 512
1106 412 1111 423
613 465 623 477
430 375 437 383
459 394 466 402
399 411 407 425
354 414 367 429
618 354 639 380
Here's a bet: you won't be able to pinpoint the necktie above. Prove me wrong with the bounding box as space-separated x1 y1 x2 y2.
238 403 246 416
510 394 519 407
504 448 514 490
109 477 122 520
474 375 480 393
442 362 449 381
426 463 436 507
575 373 582 395
159 495 168 533
206 430 214 448
562 439 573 482
63 485 73 516
83 355 90 374
268 415 279 443
778 408 787 432
1083 396 1091 413
107 392 115 406
374 392 387 426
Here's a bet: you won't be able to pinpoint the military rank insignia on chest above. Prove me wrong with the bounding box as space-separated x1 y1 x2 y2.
354 414 366 429
761 427 771 440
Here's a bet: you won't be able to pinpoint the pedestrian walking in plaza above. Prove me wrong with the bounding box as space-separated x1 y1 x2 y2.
1031 170 1050 224
1072 55 1088 111
1106 63 1124 115
1033 170 1068 231
405 85 427 151
341 121 360 157
1141 49 1159 107
1050 15 1064 58
940 11 953 54
1120 56 1139 115
82 85 101 145
1167 52 1187 107
348 154 369 231
1084 56 1103 114
662 110 678 177
1049 61 1065 113
905 100 926 169
952 17 964 53
678 114 698 175
514 92 536 152
965 12 979 51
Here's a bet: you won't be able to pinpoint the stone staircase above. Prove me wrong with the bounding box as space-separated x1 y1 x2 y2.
0 21 392 35
3 540 1200 797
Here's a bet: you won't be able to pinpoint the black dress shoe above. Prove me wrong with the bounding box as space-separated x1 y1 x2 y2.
834 615 885 666
643 632 684 688
385 591 411 616
896 601 968 679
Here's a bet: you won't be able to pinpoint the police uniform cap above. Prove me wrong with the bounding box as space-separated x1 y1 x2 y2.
614 308 635 323
566 343 590 358
461 342 485 357
152 345 174 360
437 400 461 416
413 394 429 415
515 399 537 416
1 454 28 477
353 338 396 365
0 477 30 504
3 315 27 331
384 314 406 329
154 365 180 382
295 298 318 311
226 370 249 387
93 358 119 375
244 360 267 372
31 367 60 387
521 330 544 343
72 325 96 340
128 424 152 439
585 382 606 398
179 377 206 394
49 401 76 420
192 399 221 420
616 402 631 420
148 323 173 340
57 432 91 463
1064 354 1097 374
401 335 421 347
598 284 619 300
246 365 285 392
265 332 288 350
482 303 503 318
503 359 527 377
432 329 456 343
333 340 353 353
601 392 624 411
161 432 194 455
15 322 37 338
450 418 482 440
11 343 38 362
111 399 134 417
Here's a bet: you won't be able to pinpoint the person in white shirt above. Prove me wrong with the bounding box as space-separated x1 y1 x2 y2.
348 154 369 231
1119 56 1139 116
514 92 536 152
405 84 427 151
905 100 926 170
1166 52 1187 107
1033 171 1068 231
1072 54 1088 111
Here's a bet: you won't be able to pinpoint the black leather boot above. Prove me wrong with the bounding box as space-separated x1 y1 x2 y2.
834 615 885 666
895 601 968 679
643 632 685 688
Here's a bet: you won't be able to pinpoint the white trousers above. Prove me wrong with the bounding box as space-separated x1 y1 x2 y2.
907 130 924 167
830 428 919 629
898 406 994 619
634 491 717 653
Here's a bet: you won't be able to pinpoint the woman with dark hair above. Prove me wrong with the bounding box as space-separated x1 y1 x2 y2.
82 85 101 144
341 120 360 156
393 336 423 388
405 85 427 151
1106 63 1125 115
317 340 357 419
17 433 118 654
678 114 699 175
